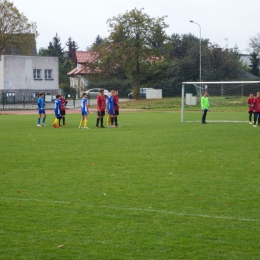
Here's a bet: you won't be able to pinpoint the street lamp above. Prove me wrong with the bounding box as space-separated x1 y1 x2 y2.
190 20 201 86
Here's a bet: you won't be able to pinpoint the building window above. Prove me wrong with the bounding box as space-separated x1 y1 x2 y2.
33 69 42 79
45 69 53 79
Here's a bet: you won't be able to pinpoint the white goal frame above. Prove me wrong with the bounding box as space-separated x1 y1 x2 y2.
181 81 260 122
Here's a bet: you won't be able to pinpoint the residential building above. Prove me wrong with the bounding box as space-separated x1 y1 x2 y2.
67 51 99 93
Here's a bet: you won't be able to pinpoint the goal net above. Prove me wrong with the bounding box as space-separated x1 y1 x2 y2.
181 81 260 122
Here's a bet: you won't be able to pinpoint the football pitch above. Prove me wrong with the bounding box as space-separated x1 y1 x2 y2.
0 111 260 259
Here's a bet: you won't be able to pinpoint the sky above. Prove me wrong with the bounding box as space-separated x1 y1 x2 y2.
13 0 260 54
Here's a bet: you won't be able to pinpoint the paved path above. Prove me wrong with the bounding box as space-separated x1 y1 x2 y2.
0 98 132 113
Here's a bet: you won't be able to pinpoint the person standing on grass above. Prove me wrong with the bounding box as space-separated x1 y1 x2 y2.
60 94 68 126
37 92 47 127
107 90 115 127
253 92 260 127
79 93 89 129
201 91 210 124
247 93 254 124
53 94 62 128
114 89 120 127
96 89 106 128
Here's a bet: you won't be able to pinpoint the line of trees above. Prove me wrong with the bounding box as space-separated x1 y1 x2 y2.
38 34 78 94
85 8 245 97
1 1 259 97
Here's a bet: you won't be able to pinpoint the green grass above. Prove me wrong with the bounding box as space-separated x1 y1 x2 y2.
119 97 248 111
0 111 260 260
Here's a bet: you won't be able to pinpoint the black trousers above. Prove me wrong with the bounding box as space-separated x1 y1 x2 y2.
202 109 208 123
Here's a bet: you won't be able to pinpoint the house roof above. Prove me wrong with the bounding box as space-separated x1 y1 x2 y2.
67 51 100 76
237 69 259 79
76 51 98 64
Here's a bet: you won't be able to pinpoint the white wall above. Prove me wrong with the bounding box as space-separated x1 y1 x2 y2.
2 55 58 91
146 89 162 99
70 76 88 89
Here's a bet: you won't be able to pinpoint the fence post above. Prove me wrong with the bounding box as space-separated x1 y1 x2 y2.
2 92 5 109
23 94 25 109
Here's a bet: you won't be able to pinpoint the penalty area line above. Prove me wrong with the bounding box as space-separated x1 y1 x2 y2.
1 197 259 223
185 120 248 123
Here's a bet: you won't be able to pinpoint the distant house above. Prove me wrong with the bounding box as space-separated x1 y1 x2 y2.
239 53 260 79
0 55 59 102
240 54 251 67
67 51 99 91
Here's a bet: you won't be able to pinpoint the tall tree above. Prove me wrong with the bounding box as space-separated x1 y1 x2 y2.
47 33 64 60
38 34 75 88
93 35 103 47
249 33 260 55
248 52 259 76
66 37 79 64
0 0 38 55
106 8 168 98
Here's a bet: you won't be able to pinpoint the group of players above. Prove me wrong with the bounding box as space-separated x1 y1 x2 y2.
78 88 120 129
247 92 260 127
37 89 120 129
37 92 68 128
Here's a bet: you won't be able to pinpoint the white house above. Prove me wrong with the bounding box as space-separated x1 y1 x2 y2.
0 55 59 102
67 51 99 93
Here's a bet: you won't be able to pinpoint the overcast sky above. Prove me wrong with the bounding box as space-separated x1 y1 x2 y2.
13 0 260 54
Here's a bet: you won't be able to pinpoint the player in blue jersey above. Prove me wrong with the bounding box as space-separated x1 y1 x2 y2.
107 90 115 127
53 94 62 128
37 92 47 126
79 93 89 129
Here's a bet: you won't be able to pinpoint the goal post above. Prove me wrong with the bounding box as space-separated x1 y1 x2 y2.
181 81 260 122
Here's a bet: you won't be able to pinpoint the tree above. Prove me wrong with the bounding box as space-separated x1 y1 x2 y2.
0 0 38 55
46 33 64 60
249 33 260 55
106 8 168 98
92 35 103 47
66 37 79 64
38 34 75 88
247 52 259 76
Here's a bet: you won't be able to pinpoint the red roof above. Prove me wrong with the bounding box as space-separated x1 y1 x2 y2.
76 51 98 64
67 51 100 76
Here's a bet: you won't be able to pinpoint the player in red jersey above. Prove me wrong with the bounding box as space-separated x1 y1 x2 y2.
113 89 120 127
96 89 106 128
247 93 254 124
60 94 68 126
253 92 260 127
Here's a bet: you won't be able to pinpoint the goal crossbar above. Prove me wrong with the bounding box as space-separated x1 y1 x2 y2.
181 81 260 122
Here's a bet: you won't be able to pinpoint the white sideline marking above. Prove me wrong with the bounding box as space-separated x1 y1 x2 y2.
1 197 259 222
185 120 248 123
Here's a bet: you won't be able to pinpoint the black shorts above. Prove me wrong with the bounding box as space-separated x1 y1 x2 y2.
98 110 105 117
61 110 66 116
114 110 119 115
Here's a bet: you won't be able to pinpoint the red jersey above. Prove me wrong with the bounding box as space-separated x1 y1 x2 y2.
247 97 254 111
97 95 106 111
253 97 260 112
114 95 119 110
60 98 67 111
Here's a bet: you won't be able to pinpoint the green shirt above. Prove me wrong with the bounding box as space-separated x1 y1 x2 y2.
201 96 210 109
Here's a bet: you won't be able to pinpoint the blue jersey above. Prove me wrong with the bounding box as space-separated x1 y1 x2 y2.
54 99 61 116
107 96 114 110
81 97 88 113
38 97 45 111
